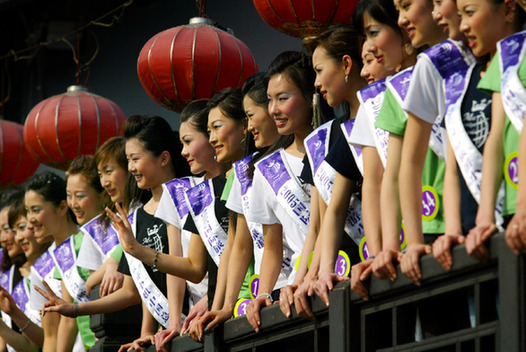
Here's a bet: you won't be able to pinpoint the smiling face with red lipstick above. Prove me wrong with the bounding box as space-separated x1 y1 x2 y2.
458 0 515 58
362 12 408 72
396 0 446 48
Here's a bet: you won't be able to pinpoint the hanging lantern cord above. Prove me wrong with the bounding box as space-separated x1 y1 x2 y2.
61 30 100 86
196 0 207 17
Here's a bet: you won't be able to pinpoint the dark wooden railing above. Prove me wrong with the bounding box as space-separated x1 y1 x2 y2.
89 233 525 352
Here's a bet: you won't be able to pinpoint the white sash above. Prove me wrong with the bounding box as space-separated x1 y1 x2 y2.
163 176 209 305
256 149 310 235
341 119 364 175
185 178 228 266
234 154 264 252
357 79 390 166
30 246 62 311
388 66 447 162
80 214 120 259
53 236 90 303
304 120 365 245
125 209 169 328
424 40 477 161
444 61 505 226
0 266 15 331
12 278 41 327
499 30 526 133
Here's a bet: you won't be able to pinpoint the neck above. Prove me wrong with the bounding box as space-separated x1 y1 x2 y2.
345 80 366 118
53 219 78 245
206 162 231 180
290 128 311 156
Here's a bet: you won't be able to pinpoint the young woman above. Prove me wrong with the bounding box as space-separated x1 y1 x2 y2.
279 25 366 319
105 93 247 346
153 99 229 348
0 193 53 352
24 172 83 352
459 0 525 260
38 115 190 351
242 51 317 332
188 73 280 340
346 0 416 299
369 0 447 286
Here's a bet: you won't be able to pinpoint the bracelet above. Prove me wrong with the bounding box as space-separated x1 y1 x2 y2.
152 250 159 272
256 292 273 302
368 256 376 260
73 302 79 318
19 319 30 332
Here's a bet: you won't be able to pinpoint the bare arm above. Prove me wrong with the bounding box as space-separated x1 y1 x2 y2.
56 282 78 352
0 319 39 352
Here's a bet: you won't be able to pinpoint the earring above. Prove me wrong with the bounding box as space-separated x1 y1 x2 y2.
405 42 414 56
344 74 349 83
161 161 166 166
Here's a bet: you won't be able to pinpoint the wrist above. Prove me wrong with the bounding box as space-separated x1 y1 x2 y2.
256 292 273 302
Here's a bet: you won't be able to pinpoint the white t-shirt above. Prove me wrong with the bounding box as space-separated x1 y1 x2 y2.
402 53 445 124
349 105 376 148
155 176 208 305
247 150 309 285
226 161 288 290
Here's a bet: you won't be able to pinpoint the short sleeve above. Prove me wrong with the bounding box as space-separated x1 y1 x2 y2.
243 169 280 225
183 212 199 234
375 88 408 136
220 168 235 202
76 234 105 271
155 184 180 228
349 105 376 148
477 55 500 93
325 134 361 181
225 172 244 214
402 55 444 124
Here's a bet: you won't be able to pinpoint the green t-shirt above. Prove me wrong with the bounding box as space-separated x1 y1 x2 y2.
477 55 523 215
53 232 96 349
375 85 446 234
219 168 255 300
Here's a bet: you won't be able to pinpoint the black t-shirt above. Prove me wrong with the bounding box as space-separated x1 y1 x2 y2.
118 206 169 296
325 132 362 182
300 115 350 185
183 174 229 310
458 63 491 234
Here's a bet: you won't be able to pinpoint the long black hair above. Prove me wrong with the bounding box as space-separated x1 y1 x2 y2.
122 114 191 180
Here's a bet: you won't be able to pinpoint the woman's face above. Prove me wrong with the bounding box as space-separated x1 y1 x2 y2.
13 215 48 260
180 120 218 175
360 42 397 84
0 208 23 258
126 138 164 190
458 0 509 57
66 174 104 226
207 107 246 164
362 12 406 71
244 96 278 149
24 190 58 244
396 0 444 48
312 46 348 107
267 73 312 137
98 157 128 204
433 0 462 40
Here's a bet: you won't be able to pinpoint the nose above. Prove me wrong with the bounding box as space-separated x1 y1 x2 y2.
360 64 370 80
398 13 408 28
14 228 23 244
100 174 110 187
181 145 189 158
208 130 217 145
314 75 322 89
247 118 255 133
268 100 279 117
459 15 469 34
128 159 135 172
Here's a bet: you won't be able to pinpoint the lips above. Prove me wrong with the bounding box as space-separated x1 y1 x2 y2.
252 132 259 141
405 27 415 39
275 119 287 128
214 146 223 155
106 188 116 197
367 78 375 84
438 23 449 33
466 36 477 48
375 56 384 64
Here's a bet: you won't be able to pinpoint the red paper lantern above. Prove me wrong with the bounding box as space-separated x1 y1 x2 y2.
253 0 358 38
137 17 258 113
0 120 39 189
23 85 126 170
